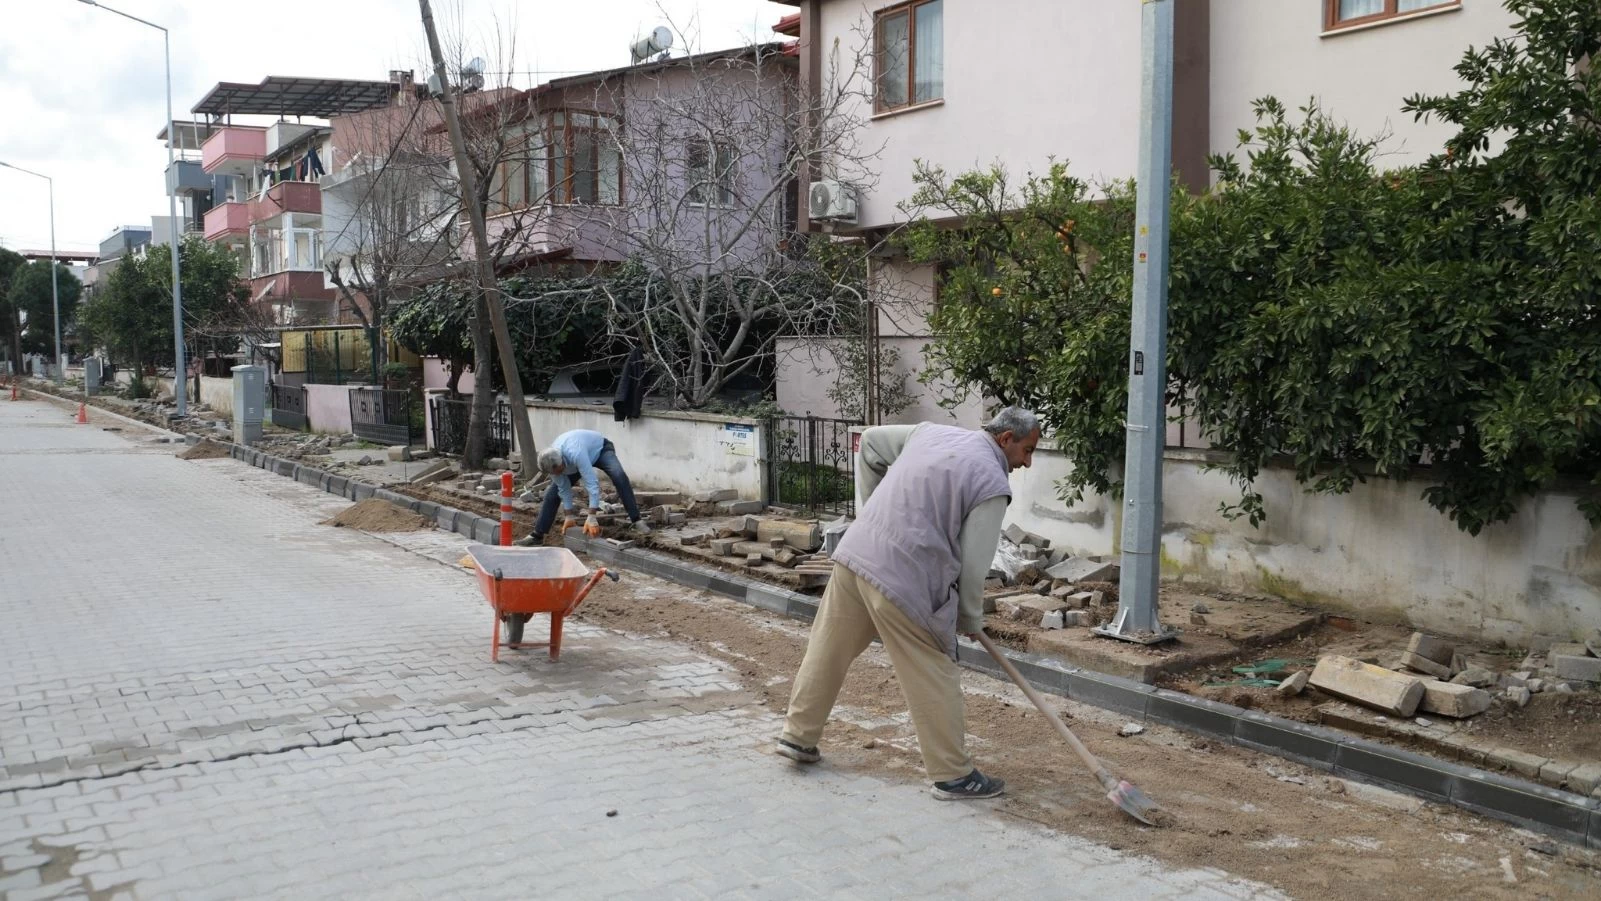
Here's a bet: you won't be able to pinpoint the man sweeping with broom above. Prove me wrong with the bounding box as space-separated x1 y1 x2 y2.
776 407 1041 800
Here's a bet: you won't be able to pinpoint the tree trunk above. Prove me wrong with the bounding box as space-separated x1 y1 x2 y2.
463 294 494 469
446 362 463 397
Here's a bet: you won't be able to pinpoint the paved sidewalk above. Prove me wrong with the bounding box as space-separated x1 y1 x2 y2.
0 398 1282 900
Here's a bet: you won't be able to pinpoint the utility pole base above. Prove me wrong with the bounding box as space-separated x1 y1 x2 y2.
1092 605 1180 645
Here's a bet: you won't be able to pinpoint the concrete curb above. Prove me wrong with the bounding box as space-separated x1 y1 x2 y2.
224 444 503 550
562 533 1601 849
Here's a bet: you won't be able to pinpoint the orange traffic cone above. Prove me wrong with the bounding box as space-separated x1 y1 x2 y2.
76 402 88 424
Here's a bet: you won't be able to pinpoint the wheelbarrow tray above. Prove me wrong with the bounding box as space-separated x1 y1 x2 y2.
466 544 595 616
465 544 610 662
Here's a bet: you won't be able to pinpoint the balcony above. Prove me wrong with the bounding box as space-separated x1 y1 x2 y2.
251 181 321 225
165 159 213 195
200 127 267 176
251 271 335 305
202 201 250 241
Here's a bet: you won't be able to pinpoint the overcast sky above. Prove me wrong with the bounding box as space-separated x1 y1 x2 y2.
0 0 787 255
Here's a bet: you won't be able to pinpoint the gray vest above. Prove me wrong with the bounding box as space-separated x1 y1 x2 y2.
834 425 1012 656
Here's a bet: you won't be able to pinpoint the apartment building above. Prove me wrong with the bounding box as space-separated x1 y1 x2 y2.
777 0 1521 425
184 74 420 327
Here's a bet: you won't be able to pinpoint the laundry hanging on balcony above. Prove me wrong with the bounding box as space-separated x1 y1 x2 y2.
296 147 326 181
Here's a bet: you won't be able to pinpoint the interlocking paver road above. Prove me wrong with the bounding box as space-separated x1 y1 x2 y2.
0 398 1282 900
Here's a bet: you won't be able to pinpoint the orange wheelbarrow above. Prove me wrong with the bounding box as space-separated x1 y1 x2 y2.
464 544 617 662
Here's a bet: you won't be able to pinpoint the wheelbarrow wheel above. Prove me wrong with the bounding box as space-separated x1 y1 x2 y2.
503 613 530 645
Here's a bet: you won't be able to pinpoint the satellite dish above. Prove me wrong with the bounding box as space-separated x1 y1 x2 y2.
460 59 486 93
629 26 674 64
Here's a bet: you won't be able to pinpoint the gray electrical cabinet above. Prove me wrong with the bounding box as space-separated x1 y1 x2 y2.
231 365 266 445
83 358 102 396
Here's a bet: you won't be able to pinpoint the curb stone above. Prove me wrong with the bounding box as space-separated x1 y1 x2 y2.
561 533 1601 850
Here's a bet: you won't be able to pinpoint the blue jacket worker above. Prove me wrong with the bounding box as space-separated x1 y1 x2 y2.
516 429 652 545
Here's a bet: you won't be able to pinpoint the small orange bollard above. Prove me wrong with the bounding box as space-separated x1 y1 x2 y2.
500 470 515 545
75 402 88 424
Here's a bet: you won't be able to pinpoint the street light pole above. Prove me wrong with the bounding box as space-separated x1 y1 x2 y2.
0 161 63 382
1095 0 1178 645
79 0 186 417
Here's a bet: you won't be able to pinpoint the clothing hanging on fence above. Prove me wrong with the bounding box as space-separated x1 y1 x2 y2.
613 346 645 422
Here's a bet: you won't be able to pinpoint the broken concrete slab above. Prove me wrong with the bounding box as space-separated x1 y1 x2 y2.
1419 680 1491 718
692 488 738 503
756 519 823 552
708 538 738 556
1045 557 1119 584
1450 667 1497 688
409 459 455 485
718 499 764 515
1549 642 1591 659
1039 610 1065 630
744 553 763 567
1276 670 1309 696
1504 685 1532 708
1061 610 1090 627
1551 654 1601 682
1405 632 1455 666
1003 523 1028 545
1399 651 1452 680
387 445 412 462
1309 655 1425 717
676 533 707 547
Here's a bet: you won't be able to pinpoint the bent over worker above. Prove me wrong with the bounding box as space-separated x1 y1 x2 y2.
515 429 652 545
776 407 1041 800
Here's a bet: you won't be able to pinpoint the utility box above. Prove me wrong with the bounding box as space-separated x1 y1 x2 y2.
83 358 102 396
231 364 266 445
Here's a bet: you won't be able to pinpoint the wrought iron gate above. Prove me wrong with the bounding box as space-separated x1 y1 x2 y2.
764 414 861 517
349 387 413 446
428 395 512 458
269 383 307 431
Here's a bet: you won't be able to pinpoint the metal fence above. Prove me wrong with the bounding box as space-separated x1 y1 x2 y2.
428 395 512 459
269 383 308 431
764 414 861 517
349 387 415 446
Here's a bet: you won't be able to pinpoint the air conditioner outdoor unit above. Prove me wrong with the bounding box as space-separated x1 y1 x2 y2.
808 179 857 223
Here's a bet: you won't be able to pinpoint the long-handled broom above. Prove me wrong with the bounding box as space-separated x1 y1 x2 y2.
975 631 1165 826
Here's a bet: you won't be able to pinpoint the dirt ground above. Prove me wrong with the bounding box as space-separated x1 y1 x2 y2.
572 579 1601 901
319 498 433 532
178 439 232 460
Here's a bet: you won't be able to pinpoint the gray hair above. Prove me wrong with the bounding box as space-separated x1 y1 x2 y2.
983 406 1040 438
536 447 564 474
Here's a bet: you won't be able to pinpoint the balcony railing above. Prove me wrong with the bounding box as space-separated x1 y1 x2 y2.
251 181 321 224
200 127 267 174
202 201 250 241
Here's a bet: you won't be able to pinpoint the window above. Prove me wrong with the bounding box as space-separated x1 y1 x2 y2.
1325 0 1458 31
686 139 736 206
497 112 621 209
875 0 943 113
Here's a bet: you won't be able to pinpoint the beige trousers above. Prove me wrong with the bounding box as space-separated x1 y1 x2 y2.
781 563 972 783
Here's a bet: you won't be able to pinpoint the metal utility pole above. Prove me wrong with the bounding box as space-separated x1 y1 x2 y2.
0 161 61 382
79 0 186 417
1095 0 1178 644
416 0 538 469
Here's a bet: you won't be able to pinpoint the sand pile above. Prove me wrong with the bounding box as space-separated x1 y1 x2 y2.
178 439 232 460
320 499 432 532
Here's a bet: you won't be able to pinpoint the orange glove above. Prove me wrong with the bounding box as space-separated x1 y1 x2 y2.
583 512 602 537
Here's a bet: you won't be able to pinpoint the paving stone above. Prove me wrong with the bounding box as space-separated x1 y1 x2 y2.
1045 557 1119 583
1418 680 1491 719
1399 652 1452 680
1551 654 1601 683
1405 632 1455 666
1485 746 1549 779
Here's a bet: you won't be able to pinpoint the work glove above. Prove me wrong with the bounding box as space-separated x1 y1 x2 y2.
583 511 602 537
562 514 577 534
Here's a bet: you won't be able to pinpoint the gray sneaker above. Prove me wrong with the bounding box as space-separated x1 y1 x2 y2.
775 739 820 764
514 533 542 547
931 769 1005 800
631 519 652 535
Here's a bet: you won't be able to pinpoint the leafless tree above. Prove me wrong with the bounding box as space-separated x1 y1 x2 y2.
555 22 885 409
